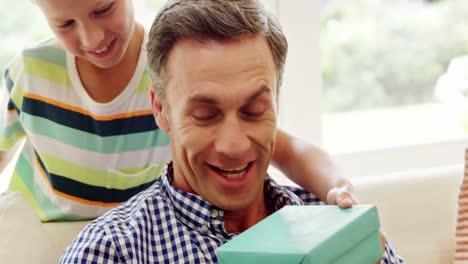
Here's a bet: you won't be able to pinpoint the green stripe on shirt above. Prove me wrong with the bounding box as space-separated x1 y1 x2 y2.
23 45 67 67
2 122 24 138
20 113 170 153
9 154 87 221
135 71 152 93
23 57 72 87
0 131 25 150
41 154 164 190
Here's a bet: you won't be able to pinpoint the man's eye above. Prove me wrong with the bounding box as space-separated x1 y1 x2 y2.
243 110 265 118
193 114 218 121
192 108 219 121
94 3 113 16
242 103 266 118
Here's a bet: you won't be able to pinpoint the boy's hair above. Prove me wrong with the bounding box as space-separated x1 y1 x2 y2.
146 0 288 103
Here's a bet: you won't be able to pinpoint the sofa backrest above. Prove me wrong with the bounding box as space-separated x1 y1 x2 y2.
352 165 461 264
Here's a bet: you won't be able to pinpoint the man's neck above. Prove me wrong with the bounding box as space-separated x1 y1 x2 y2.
168 162 271 233
223 190 271 233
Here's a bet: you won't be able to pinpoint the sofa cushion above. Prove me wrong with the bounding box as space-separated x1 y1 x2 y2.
352 166 460 264
42 218 91 261
0 191 56 264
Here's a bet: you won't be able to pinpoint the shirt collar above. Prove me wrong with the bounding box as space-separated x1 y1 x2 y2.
160 162 304 237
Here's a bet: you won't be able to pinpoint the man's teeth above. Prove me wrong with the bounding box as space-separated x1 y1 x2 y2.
95 45 108 54
223 172 245 179
217 164 249 179
220 164 248 172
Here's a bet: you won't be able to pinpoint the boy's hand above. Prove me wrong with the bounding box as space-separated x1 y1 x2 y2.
326 180 358 208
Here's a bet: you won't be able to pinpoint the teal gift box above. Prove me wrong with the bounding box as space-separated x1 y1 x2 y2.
216 205 383 264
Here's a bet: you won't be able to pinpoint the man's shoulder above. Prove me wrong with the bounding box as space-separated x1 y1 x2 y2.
87 180 168 233
264 177 322 206
280 184 323 205
61 179 180 263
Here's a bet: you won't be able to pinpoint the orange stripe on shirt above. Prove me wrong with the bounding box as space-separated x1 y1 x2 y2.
24 92 153 121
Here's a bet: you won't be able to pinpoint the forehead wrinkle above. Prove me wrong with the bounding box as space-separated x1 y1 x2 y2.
246 85 271 103
187 94 219 105
186 85 271 107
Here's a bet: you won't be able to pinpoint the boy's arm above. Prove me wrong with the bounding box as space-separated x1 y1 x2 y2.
272 129 355 207
0 150 15 174
272 132 402 263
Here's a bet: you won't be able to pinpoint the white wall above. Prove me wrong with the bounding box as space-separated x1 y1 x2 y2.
276 0 323 145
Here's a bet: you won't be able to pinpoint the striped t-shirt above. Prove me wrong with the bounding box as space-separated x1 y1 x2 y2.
0 37 171 222
454 148 468 262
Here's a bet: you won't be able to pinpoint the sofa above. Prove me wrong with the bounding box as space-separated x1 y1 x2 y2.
0 165 461 263
351 165 461 263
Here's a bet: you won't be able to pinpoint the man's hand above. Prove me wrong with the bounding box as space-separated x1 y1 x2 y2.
325 179 357 208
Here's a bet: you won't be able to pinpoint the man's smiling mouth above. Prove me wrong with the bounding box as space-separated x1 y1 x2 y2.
209 163 252 179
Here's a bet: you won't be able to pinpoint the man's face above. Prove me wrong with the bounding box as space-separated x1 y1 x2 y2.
153 35 278 212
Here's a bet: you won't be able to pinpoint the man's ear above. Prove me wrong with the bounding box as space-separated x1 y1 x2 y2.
150 86 170 132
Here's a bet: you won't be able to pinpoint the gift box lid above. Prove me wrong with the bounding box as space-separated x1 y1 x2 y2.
216 205 382 264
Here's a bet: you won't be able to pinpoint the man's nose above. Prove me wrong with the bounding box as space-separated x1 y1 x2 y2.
214 117 251 159
79 23 104 50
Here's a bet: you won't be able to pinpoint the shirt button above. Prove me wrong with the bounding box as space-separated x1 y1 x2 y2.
201 224 209 232
211 210 219 218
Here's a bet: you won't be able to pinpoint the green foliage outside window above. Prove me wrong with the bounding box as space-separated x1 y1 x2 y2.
321 0 468 112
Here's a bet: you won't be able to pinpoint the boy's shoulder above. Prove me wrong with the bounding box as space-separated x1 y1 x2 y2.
23 37 63 52
19 38 68 66
5 38 63 73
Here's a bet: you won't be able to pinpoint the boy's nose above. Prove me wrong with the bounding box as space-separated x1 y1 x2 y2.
79 24 104 51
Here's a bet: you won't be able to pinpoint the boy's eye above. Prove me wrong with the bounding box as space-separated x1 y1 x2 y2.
94 3 114 16
58 20 74 28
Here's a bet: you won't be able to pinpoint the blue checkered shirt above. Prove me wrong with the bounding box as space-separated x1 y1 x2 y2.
60 163 404 264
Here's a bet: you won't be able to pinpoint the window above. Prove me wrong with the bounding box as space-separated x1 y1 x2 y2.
264 0 468 178
321 0 468 149
266 0 468 178
318 0 468 176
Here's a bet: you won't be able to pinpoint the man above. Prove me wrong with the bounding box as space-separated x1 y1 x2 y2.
60 0 403 263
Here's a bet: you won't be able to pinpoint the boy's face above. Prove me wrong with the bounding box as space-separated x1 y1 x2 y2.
36 0 136 69
152 35 279 212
